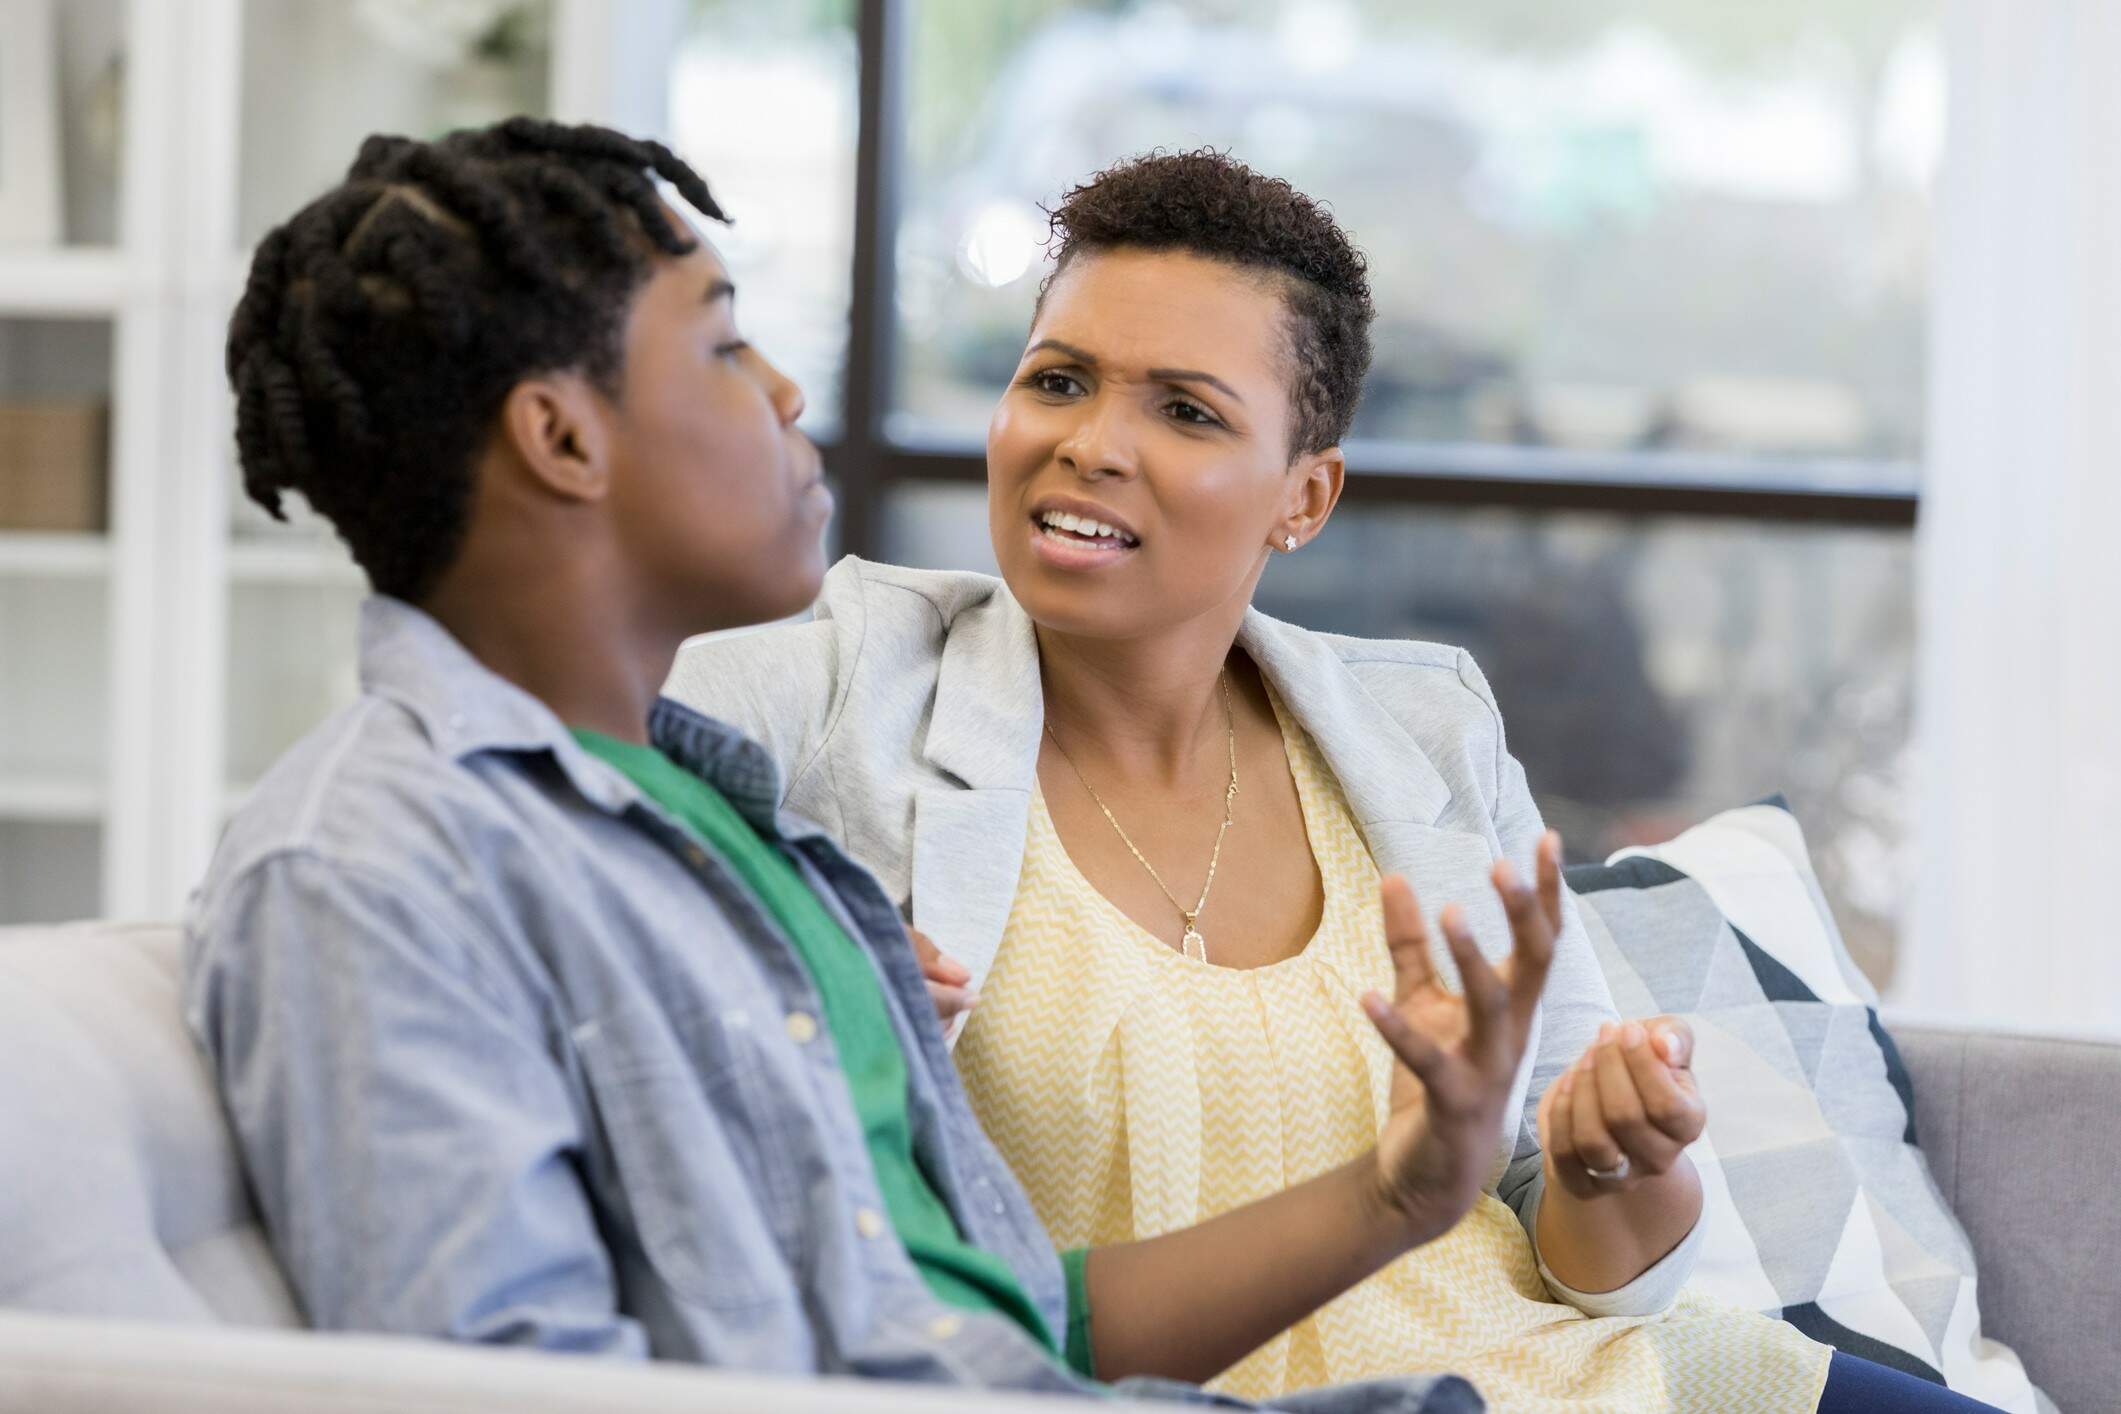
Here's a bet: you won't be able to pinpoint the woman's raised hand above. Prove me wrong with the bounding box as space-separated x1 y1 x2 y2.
1359 832 1562 1238
1538 1013 1705 1199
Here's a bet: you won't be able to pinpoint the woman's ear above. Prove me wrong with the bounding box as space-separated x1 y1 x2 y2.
1277 445 1346 552
496 373 614 503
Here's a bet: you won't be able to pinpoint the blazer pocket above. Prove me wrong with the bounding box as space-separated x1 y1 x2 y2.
571 1002 791 1311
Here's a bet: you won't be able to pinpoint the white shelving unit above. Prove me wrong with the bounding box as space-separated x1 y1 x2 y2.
0 0 676 925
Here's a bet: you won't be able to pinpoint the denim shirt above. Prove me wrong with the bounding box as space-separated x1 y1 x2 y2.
183 597 1477 1414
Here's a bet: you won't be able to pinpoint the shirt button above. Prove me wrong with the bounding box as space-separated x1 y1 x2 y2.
926 1313 963 1340
854 1207 886 1240
784 1011 819 1044
684 845 709 869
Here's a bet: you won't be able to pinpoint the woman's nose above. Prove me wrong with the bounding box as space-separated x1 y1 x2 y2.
1055 397 1136 479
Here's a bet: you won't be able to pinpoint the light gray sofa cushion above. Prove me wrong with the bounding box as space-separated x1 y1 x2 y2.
1890 1023 2121 1414
0 1308 1149 1414
0 922 300 1325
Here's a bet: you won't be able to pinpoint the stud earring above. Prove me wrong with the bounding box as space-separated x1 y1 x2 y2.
1283 534 1298 552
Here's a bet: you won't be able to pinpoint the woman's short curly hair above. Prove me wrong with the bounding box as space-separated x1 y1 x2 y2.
1039 148 1374 457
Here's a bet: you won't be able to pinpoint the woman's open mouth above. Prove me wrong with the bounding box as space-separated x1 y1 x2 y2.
1032 508 1140 550
1028 508 1141 571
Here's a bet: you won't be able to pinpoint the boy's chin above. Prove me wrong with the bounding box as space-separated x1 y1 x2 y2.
696 559 826 634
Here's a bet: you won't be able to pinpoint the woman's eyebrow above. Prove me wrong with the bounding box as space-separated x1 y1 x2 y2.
1025 337 1095 364
1147 367 1244 405
1026 338 1245 406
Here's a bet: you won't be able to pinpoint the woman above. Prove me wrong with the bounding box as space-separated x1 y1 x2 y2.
669 151 1996 1413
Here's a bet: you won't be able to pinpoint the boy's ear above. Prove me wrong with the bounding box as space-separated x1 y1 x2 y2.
497 373 614 502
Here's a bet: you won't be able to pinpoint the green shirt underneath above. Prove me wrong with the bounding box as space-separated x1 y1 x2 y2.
572 729 1092 1375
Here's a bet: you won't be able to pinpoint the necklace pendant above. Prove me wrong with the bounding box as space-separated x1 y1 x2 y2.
1181 926 1208 962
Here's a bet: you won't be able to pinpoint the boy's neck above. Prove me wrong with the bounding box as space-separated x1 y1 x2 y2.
421 559 675 749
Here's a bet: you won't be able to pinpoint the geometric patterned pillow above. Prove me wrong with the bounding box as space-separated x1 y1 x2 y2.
1566 799 2052 1414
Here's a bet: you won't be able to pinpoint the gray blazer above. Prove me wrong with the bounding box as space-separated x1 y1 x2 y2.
668 556 1697 1316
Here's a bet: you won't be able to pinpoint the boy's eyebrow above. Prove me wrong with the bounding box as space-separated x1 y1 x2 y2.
705 278 736 304
1025 338 1243 404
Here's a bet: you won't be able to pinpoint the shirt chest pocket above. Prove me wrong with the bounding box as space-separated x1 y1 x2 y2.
571 1000 805 1311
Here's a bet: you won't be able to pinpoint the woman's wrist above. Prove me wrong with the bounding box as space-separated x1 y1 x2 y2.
1534 1153 1703 1294
1354 1150 1461 1260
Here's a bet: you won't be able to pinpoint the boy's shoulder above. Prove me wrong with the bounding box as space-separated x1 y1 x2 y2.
197 691 515 918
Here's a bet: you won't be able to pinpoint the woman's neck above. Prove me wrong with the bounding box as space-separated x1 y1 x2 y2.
1035 617 1245 785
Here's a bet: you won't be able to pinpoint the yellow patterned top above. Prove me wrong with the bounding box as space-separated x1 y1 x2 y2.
955 697 1832 1410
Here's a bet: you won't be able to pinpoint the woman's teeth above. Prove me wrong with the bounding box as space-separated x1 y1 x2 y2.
1036 510 1138 547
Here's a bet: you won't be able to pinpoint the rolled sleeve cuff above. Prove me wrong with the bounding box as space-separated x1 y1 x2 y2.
1523 1171 1706 1319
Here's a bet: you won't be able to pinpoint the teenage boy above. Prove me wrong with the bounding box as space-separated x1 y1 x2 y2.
187 120 1558 1410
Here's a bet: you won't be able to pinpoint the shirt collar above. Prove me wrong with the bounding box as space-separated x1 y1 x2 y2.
356 596 787 823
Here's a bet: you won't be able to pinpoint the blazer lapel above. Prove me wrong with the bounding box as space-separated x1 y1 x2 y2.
909 583 1044 992
1240 612 1539 1170
1238 612 1508 972
1236 610 1454 835
909 787 1031 995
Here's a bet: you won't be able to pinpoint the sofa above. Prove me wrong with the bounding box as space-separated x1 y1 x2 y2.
2 920 2115 1412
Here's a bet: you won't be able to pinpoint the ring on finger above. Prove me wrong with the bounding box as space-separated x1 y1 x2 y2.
1581 1154 1631 1183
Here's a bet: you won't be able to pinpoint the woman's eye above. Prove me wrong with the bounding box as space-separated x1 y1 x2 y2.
1165 398 1219 427
1029 370 1084 397
715 339 750 359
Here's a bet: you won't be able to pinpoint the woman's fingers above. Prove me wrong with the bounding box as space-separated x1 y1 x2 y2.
1489 857 1557 1040
1594 1028 1683 1173
909 929 976 1020
1535 831 1564 933
1363 989 1451 1094
1547 1070 1579 1163
1620 1023 1706 1145
909 928 971 986
926 981 978 1021
1569 1043 1624 1173
1379 875 1438 1004
1439 904 1509 1053
1648 1015 1695 1070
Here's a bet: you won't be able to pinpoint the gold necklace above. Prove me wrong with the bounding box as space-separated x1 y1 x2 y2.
1044 672 1238 963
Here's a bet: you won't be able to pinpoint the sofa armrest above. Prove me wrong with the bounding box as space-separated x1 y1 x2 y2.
0 1310 1147 1414
1888 1020 2121 1414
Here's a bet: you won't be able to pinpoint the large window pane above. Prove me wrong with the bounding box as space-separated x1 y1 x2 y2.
895 1 1940 488
879 483 1912 988
671 0 858 440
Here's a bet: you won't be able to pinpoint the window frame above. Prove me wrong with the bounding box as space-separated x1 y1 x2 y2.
823 0 1921 560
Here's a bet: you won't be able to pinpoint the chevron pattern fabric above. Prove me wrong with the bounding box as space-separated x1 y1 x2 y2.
956 701 1829 1410
1569 800 2051 1414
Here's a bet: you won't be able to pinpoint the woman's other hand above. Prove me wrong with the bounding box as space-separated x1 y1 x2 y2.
909 927 979 1024
1539 1014 1706 1200
1360 832 1561 1240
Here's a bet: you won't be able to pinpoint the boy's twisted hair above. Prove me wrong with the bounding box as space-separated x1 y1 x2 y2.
227 118 725 600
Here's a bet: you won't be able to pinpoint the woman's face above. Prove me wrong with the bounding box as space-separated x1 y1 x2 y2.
986 247 1339 641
